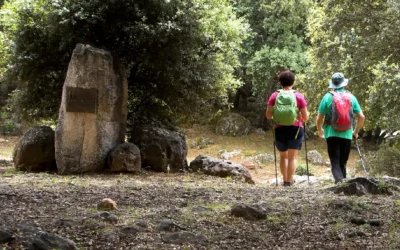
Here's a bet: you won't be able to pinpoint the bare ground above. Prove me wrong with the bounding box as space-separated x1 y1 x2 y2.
0 171 399 249
0 126 398 249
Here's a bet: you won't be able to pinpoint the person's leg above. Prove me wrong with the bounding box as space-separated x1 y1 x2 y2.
279 151 288 183
275 139 289 185
287 149 299 183
285 130 303 185
339 138 352 179
327 137 344 183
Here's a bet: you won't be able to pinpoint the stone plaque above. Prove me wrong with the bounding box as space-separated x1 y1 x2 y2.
66 87 98 113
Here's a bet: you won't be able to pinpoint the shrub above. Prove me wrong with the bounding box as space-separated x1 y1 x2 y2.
367 142 400 177
295 165 313 176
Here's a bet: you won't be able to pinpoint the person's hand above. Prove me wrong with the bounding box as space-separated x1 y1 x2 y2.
353 131 359 139
318 129 324 138
297 112 303 122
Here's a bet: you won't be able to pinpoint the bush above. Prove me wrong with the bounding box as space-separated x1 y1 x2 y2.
0 0 249 128
367 142 400 177
295 165 313 176
0 111 19 135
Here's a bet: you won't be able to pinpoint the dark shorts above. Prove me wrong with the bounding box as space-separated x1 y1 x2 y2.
274 126 304 152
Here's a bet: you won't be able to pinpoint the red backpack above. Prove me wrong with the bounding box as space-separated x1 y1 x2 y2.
327 91 353 131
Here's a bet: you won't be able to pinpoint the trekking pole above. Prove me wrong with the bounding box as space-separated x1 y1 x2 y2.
272 123 278 186
304 122 310 184
354 137 368 178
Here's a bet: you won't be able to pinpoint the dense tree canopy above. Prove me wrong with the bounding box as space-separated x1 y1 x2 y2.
233 0 311 95
0 0 248 128
306 0 400 131
0 0 400 136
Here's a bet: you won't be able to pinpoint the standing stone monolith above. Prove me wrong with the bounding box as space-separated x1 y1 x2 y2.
55 44 128 174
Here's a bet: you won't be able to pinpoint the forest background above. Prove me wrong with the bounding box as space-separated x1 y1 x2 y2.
0 0 399 177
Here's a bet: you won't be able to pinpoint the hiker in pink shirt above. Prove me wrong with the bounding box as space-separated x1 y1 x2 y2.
266 70 309 186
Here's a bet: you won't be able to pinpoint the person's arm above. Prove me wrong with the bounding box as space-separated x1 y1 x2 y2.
299 108 309 122
316 113 324 138
266 105 273 120
353 111 365 139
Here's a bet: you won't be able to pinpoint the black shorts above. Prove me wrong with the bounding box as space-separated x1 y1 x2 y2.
274 126 304 151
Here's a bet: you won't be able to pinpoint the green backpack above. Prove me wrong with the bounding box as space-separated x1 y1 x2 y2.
273 90 298 125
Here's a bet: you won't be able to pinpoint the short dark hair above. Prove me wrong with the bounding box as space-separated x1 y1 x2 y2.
278 70 295 87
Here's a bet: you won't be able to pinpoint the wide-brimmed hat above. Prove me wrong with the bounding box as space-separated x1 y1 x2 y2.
328 72 349 89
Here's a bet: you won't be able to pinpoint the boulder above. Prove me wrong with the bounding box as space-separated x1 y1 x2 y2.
189 155 255 184
129 126 188 172
230 202 268 220
0 224 77 249
304 125 317 139
218 149 241 160
55 44 128 174
215 113 251 136
307 150 324 165
157 219 186 232
329 177 394 195
107 143 141 172
13 126 56 172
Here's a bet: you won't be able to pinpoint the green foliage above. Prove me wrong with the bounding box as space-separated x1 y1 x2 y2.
0 110 18 135
234 0 312 94
306 0 400 131
0 0 248 128
190 136 214 149
367 142 400 177
369 62 400 129
295 165 313 176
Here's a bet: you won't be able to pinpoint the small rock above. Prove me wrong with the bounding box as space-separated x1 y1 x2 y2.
247 154 274 163
189 155 255 184
230 203 267 220
97 198 117 211
134 221 148 230
347 231 366 238
368 219 384 227
350 218 367 225
191 206 213 214
342 182 368 196
255 128 265 135
161 231 208 245
218 150 241 160
242 160 255 170
120 226 141 235
329 200 353 211
33 232 78 250
54 219 77 228
98 212 118 224
121 222 148 234
157 219 186 232
0 228 14 243
307 150 324 165
3 224 77 249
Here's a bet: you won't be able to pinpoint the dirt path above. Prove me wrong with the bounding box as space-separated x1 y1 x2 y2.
0 170 398 249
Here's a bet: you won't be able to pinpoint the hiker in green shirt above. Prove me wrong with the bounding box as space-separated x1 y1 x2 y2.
316 73 365 183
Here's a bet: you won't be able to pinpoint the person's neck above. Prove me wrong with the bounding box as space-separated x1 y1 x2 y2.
283 86 292 90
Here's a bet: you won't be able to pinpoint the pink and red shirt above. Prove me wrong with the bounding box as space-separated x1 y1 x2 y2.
267 91 307 127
